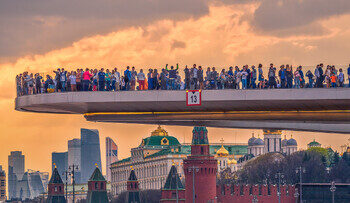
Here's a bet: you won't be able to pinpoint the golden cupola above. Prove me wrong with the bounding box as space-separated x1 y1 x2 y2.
227 158 237 165
151 125 169 136
216 145 229 157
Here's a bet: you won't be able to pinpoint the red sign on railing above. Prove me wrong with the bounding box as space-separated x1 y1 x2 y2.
186 90 202 106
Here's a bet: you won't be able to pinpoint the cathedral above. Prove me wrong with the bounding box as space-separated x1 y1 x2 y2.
247 130 298 157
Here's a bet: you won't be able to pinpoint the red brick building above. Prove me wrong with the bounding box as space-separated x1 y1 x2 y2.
183 127 218 203
160 165 185 202
160 127 296 203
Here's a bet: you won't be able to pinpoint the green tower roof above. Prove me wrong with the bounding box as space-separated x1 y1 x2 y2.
163 165 184 190
49 167 63 184
89 167 105 181
192 126 209 145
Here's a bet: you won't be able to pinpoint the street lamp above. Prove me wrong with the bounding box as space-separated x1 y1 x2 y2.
68 164 79 203
188 166 199 203
330 181 336 203
62 171 71 201
294 189 299 203
275 172 284 203
295 167 305 203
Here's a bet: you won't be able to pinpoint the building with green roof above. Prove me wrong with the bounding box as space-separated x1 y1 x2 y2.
110 126 248 195
307 139 322 148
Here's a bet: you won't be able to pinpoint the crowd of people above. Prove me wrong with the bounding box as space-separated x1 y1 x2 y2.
16 63 350 96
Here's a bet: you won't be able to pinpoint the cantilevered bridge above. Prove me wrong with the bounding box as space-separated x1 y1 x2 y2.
15 88 350 133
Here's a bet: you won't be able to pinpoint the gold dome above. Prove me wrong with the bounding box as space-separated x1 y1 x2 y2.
151 126 169 136
263 129 282 135
216 145 229 157
227 158 237 165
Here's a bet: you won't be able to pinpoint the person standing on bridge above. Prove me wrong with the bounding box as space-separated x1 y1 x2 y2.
166 63 178 90
69 71 77 92
258 64 264 89
105 69 112 91
112 68 120 91
184 65 190 89
191 64 198 89
131 67 137 91
285 65 293 88
83 68 92 91
278 65 286 88
160 68 167 90
306 70 314 88
147 69 154 90
124 66 132 91
268 64 277 88
338 68 344 87
137 69 146 90
98 68 105 91
198 66 204 89
251 65 257 89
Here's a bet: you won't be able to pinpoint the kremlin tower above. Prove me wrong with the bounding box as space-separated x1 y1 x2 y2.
86 167 108 203
47 167 66 203
183 127 218 203
160 165 185 202
127 168 140 203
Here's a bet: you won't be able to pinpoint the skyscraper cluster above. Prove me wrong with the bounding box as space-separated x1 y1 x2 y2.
51 128 102 184
7 151 49 201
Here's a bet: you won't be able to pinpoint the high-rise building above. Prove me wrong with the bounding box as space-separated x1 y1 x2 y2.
16 170 47 200
52 152 68 183
68 139 81 183
106 137 118 182
8 151 25 200
0 166 6 201
81 128 102 183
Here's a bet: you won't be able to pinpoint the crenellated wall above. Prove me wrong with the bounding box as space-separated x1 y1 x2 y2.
216 184 296 203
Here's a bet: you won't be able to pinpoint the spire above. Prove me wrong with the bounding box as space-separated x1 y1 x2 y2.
192 126 209 145
163 165 184 190
89 167 105 181
49 167 63 184
128 168 138 181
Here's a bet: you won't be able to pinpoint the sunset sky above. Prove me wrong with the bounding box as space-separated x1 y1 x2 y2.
1 0 350 175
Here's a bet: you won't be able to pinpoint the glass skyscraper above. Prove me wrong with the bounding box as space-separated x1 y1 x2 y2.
68 138 81 183
8 151 25 200
80 128 102 183
51 152 68 182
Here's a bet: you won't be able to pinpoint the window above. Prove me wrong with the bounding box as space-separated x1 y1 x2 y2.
59 186 62 192
201 147 204 154
101 182 104 190
171 192 177 199
95 182 99 190
0 180 4 186
54 186 57 192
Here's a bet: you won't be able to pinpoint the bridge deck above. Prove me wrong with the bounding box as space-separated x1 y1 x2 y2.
15 88 350 134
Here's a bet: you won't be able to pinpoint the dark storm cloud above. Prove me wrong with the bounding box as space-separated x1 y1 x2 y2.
0 0 211 59
253 0 350 31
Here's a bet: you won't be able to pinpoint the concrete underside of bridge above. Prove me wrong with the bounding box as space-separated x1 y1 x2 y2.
15 88 350 134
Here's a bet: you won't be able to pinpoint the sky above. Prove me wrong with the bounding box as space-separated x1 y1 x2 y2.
1 0 350 176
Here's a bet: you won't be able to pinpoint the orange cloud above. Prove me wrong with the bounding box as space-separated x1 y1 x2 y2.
0 3 349 176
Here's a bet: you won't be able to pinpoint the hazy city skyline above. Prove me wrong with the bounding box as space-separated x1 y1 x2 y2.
1 0 350 178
